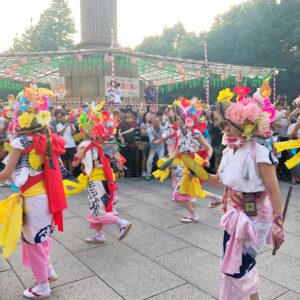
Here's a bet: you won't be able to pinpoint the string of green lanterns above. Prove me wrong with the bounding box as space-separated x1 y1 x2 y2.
1 54 267 93
157 76 265 94
0 80 50 93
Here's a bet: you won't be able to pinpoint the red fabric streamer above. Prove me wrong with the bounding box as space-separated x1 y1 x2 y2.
84 142 118 213
26 133 67 232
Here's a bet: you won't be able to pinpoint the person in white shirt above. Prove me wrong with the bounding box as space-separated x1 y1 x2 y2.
107 81 122 104
56 113 76 174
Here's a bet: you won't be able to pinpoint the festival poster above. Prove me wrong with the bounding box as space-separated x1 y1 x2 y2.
105 76 140 98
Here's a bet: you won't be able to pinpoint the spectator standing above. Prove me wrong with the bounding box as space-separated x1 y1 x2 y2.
274 102 290 181
139 112 152 177
57 113 76 174
119 109 139 177
145 118 165 180
144 80 157 109
50 109 63 133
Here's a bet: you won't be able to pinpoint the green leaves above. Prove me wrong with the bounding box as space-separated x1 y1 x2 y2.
9 0 76 52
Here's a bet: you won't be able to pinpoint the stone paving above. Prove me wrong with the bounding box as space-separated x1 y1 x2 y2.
0 178 299 300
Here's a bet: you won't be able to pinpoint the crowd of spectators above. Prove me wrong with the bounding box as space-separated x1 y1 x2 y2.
0 92 300 185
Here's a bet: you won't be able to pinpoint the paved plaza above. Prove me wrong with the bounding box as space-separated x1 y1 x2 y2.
0 179 299 300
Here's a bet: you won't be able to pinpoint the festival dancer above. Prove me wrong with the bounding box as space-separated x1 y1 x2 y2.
207 86 284 300
153 98 222 222
64 103 132 243
272 95 300 168
0 85 67 299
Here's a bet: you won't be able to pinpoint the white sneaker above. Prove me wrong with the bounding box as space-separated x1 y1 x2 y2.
86 231 106 243
118 220 132 241
112 207 119 216
23 284 51 299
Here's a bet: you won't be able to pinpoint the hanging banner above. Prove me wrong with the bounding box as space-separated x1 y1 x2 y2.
105 76 140 98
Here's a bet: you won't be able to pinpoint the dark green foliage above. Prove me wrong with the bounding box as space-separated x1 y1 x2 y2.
10 0 76 52
136 0 300 101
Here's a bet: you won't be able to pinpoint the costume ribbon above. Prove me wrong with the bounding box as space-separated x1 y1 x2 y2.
0 181 46 258
63 168 115 197
274 139 300 169
29 133 67 231
64 141 117 213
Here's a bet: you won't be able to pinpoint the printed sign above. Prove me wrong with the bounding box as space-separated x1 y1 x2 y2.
105 76 140 98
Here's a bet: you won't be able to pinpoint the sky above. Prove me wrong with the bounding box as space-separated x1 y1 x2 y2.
0 0 248 52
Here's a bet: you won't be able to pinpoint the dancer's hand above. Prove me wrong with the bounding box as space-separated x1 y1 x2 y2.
204 159 210 168
272 214 285 250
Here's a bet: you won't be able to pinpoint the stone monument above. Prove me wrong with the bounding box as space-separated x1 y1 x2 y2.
79 0 117 49
63 0 141 103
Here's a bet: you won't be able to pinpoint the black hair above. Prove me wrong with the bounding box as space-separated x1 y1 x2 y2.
143 111 151 123
157 110 164 116
125 108 133 114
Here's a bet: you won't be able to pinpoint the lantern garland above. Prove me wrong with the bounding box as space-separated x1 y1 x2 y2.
1 54 269 95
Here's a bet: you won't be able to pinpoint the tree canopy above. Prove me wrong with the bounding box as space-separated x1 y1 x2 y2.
10 0 76 52
136 0 300 100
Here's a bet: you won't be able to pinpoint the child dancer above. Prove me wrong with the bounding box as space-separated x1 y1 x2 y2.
0 86 67 298
153 98 222 222
207 86 284 300
64 104 132 243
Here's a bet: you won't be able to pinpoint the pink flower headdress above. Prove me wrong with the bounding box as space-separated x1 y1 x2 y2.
217 84 275 137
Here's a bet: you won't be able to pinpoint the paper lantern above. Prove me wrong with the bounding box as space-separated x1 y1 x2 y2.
179 68 186 75
196 71 202 79
12 64 19 71
176 64 183 71
9 71 16 78
75 54 83 62
236 72 243 83
42 56 51 64
19 57 28 65
158 61 164 68
105 54 113 63
131 57 138 65
5 67 12 75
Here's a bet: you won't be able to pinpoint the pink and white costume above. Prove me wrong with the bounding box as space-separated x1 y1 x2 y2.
218 140 275 300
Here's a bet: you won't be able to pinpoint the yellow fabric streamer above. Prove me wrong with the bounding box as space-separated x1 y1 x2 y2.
63 167 115 197
274 139 300 169
179 166 207 198
152 157 171 182
0 181 46 258
152 157 184 182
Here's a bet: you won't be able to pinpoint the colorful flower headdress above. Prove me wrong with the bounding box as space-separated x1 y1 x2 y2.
78 101 117 141
167 97 204 129
217 81 275 137
9 85 53 133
